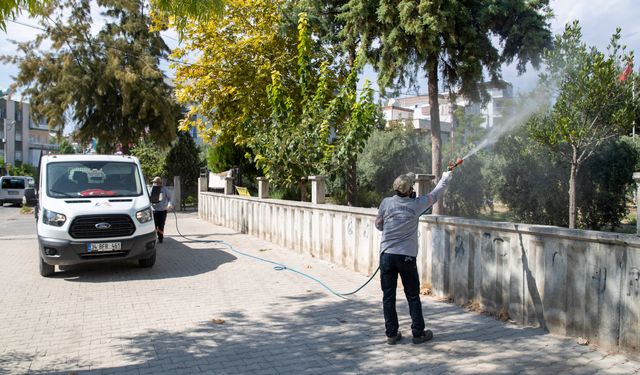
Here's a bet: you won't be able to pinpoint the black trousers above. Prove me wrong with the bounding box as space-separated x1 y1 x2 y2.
153 210 167 240
380 252 425 338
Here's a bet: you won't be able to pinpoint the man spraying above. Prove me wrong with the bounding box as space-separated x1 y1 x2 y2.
375 171 452 345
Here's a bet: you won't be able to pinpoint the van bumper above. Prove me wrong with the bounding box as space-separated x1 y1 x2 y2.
38 231 157 266
1 198 23 204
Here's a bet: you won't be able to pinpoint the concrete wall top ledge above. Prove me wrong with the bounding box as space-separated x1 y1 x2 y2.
201 192 640 248
426 215 640 248
200 191 379 216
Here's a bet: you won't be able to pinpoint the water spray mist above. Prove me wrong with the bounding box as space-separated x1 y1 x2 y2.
460 91 549 161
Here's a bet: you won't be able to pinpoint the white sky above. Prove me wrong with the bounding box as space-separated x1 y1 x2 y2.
1 0 639 99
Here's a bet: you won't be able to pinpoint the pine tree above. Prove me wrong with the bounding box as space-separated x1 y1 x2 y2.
1 0 178 153
341 0 552 213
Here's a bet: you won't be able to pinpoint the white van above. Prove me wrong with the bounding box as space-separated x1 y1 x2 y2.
36 154 157 276
0 175 34 206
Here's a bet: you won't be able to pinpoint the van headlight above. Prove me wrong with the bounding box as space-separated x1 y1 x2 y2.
136 207 153 223
42 209 66 227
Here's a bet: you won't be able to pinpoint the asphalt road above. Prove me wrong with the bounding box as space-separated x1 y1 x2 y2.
0 203 37 238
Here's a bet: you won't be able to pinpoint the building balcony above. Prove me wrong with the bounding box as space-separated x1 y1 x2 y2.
29 143 59 151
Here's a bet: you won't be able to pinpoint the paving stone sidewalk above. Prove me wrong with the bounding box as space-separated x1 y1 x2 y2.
0 211 639 374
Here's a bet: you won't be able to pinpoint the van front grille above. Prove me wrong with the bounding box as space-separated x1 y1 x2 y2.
69 215 135 239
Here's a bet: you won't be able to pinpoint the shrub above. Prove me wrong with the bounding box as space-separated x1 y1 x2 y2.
577 139 639 230
354 127 431 206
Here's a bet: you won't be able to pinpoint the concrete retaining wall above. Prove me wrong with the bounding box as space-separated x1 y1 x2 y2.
199 191 640 354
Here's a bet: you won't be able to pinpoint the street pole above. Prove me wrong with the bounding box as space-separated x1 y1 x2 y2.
2 119 7 166
2 119 15 168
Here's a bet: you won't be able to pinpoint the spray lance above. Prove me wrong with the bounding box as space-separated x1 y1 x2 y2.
447 157 464 172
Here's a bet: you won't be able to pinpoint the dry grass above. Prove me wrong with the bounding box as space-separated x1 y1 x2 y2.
461 299 510 322
420 285 432 296
463 300 482 312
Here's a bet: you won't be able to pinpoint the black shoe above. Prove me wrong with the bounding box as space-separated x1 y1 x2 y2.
386 332 402 345
412 330 433 344
158 237 163 243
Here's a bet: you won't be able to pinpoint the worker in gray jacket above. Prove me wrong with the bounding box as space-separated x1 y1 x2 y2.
375 171 452 345
150 176 172 243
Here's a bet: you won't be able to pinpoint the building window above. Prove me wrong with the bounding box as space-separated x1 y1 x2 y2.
15 132 22 141
15 150 22 162
14 102 23 122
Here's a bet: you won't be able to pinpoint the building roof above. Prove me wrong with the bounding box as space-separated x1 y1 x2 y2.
382 105 414 113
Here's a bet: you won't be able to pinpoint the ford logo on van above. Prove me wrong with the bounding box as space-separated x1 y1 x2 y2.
95 222 111 230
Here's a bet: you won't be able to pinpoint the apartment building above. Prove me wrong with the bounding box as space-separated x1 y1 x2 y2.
382 82 514 134
1 96 59 166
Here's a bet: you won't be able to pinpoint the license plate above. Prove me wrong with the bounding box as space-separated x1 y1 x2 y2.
8 191 18 195
88 242 121 252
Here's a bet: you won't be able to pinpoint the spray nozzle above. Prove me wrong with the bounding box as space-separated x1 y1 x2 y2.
447 158 463 171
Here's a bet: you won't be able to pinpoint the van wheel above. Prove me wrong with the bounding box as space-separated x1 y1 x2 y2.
138 251 156 268
0 200 4 207
39 257 55 277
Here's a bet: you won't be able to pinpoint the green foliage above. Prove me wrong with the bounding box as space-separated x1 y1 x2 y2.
149 0 224 37
207 137 244 173
1 0 178 154
444 155 485 217
621 136 640 171
321 55 378 175
172 7 378 198
252 13 378 195
184 194 197 206
252 12 333 189
577 140 639 230
489 128 637 231
171 0 297 147
0 0 49 32
342 0 552 203
491 129 570 226
165 132 203 204
528 21 640 227
206 135 259 189
353 127 431 206
130 138 168 183
57 138 75 154
7 162 36 178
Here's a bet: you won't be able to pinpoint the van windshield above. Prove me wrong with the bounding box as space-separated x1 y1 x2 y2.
1 178 26 189
47 161 143 198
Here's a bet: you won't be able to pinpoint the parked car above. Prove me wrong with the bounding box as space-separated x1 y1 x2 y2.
0 175 34 206
36 154 157 276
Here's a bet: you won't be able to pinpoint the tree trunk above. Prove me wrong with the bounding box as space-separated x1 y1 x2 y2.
427 53 443 214
569 147 578 229
346 156 357 206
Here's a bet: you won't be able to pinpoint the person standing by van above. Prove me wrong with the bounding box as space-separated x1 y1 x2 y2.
150 176 172 243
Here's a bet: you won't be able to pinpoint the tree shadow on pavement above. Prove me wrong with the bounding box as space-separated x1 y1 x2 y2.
1 293 611 374
56 237 237 282
32 298 590 374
